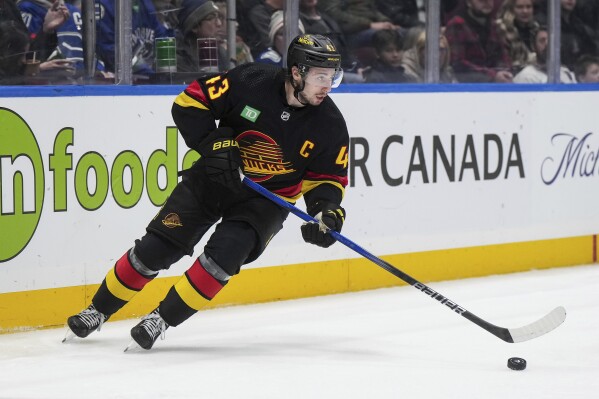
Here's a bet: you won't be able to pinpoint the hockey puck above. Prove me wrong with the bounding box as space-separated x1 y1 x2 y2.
507 357 527 370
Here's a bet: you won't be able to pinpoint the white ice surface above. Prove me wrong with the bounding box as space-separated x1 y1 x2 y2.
1 264 597 399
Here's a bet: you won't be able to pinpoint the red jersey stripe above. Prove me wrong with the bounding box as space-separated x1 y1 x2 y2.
273 182 303 198
185 259 224 299
304 171 348 187
114 252 152 291
185 81 209 105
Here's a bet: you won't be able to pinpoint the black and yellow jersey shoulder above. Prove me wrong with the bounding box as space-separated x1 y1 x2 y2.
172 63 349 204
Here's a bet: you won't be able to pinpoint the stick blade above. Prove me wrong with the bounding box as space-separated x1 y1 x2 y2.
508 306 566 343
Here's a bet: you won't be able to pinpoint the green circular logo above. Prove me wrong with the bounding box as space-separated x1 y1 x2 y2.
0 108 44 262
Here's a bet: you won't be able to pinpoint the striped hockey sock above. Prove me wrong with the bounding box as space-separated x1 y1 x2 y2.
157 258 227 326
92 249 157 315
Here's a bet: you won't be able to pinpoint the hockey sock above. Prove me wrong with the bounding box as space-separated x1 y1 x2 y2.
158 256 228 327
92 249 158 315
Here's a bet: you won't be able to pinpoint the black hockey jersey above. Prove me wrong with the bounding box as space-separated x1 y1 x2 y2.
172 63 349 205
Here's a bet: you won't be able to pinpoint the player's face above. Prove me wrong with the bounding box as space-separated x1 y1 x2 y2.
298 67 336 105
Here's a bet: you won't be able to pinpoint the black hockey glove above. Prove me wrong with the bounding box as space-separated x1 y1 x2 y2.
197 127 242 192
301 201 346 248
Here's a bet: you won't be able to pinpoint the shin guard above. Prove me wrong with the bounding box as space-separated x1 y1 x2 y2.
92 249 157 315
159 256 228 326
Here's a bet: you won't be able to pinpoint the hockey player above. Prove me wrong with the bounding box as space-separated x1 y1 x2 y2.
65 34 349 350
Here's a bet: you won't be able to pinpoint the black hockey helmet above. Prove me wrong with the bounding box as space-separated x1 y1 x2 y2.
287 34 342 71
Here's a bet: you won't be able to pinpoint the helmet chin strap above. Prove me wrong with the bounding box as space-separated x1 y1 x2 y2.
291 74 310 106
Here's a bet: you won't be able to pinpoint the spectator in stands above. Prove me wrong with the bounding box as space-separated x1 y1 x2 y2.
560 0 599 71
442 0 462 25
214 0 254 66
245 0 284 57
575 54 599 83
19 0 107 77
317 0 402 50
300 0 364 82
443 0 503 25
363 29 410 83
300 0 353 66
96 0 172 76
257 10 304 66
445 0 513 83
496 0 539 74
153 0 179 30
574 0 599 40
0 20 29 84
402 25 424 50
531 0 547 25
513 26 577 83
375 0 422 29
176 0 228 72
401 29 457 83
1 0 67 71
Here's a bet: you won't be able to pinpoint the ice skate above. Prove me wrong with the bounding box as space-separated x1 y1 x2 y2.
63 304 110 342
125 308 169 351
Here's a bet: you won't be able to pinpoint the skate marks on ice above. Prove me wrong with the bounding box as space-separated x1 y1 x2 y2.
0 265 598 399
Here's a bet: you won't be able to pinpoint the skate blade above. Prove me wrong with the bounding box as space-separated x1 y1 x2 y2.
62 328 77 343
124 339 142 353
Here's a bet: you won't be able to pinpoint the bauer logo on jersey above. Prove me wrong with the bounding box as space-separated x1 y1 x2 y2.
162 213 183 228
236 130 296 182
241 105 261 122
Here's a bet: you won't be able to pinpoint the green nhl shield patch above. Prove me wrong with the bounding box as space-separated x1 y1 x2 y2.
241 105 261 122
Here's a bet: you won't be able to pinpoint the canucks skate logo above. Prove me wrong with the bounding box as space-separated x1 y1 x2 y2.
0 109 45 262
162 212 183 228
236 130 295 182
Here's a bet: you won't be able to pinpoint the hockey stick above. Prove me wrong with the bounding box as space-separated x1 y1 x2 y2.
242 176 566 343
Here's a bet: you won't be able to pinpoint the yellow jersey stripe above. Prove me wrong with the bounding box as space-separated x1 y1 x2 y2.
174 92 209 110
105 268 137 301
174 275 211 310
301 180 346 198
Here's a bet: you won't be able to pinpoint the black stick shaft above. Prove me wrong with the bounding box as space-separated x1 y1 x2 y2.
243 177 515 343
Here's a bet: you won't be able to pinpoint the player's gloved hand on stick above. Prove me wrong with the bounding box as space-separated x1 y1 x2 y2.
198 127 242 192
301 201 345 248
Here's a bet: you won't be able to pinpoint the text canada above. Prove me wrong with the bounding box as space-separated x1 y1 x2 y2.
349 133 525 187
